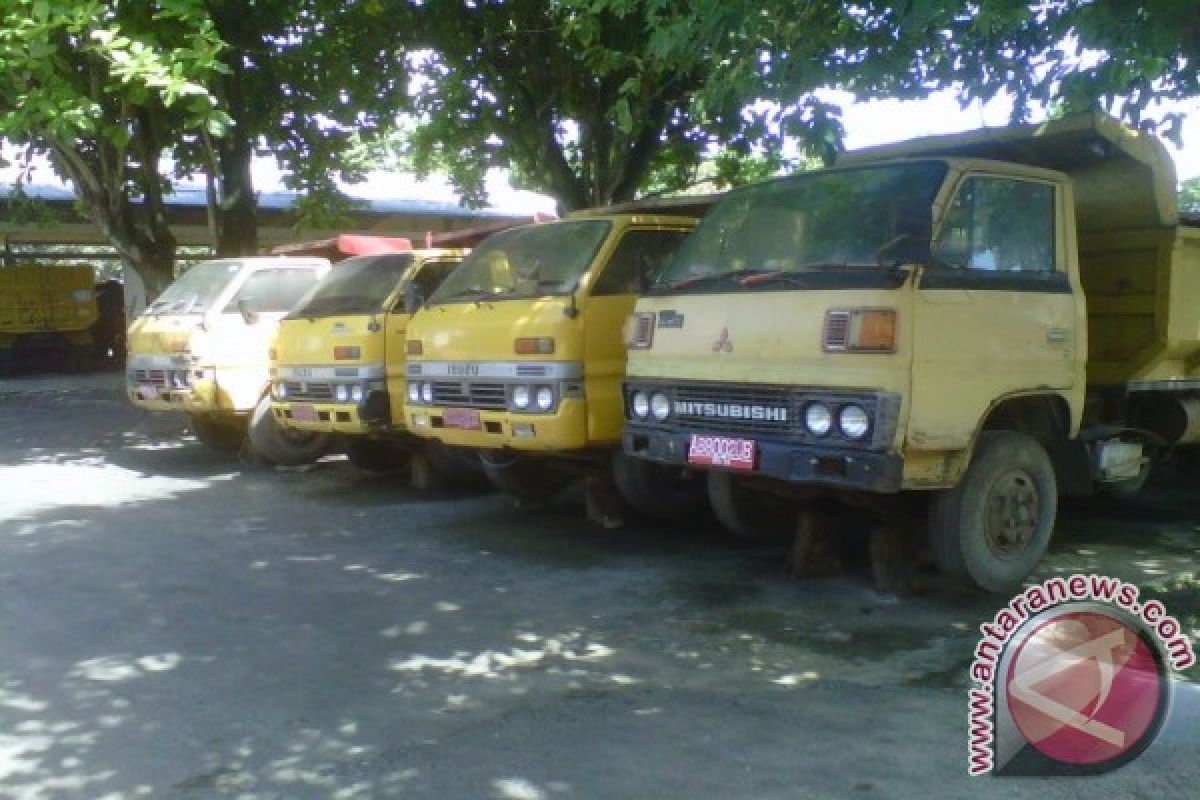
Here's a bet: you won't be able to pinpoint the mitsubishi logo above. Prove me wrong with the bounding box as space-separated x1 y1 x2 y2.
712 326 733 353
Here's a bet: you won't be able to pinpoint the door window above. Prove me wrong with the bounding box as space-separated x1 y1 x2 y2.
591 229 693 295
225 268 319 313
397 260 462 312
935 177 1056 272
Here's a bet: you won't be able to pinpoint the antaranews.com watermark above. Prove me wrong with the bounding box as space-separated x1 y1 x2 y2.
968 573 1196 776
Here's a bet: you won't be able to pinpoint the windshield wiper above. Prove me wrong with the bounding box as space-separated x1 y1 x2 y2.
661 268 774 291
738 262 878 286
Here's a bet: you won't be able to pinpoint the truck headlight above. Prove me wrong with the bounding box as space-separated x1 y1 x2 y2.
407 382 420 403
350 384 364 404
335 384 350 403
650 392 670 421
805 402 833 436
421 382 434 404
512 385 531 410
631 390 650 419
535 386 554 411
839 404 870 439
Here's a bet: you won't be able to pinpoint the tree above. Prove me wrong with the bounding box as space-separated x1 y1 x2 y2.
1 0 409 295
0 0 231 294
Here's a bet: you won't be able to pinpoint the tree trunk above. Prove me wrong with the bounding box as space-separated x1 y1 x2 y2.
214 135 258 256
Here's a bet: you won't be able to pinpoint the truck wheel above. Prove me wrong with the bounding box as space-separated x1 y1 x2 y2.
929 431 1057 592
247 395 332 466
346 439 408 472
188 413 245 454
707 471 795 541
611 451 703 521
479 452 571 502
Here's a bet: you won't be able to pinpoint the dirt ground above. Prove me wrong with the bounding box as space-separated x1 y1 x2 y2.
2 373 1199 799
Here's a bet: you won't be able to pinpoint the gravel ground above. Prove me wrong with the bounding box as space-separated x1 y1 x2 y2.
2 372 1198 799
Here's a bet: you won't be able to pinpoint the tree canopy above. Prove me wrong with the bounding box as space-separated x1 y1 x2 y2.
2 1 1198 289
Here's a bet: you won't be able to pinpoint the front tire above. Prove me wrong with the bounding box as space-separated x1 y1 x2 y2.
479 452 571 502
707 471 795 541
247 395 332 466
611 451 703 521
346 439 408 472
929 431 1057 592
188 413 245 454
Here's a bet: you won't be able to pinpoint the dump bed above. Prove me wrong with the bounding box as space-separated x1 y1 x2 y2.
839 113 1198 387
0 264 98 335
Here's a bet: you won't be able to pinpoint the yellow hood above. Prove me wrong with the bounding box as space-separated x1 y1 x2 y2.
274 314 387 368
408 296 583 362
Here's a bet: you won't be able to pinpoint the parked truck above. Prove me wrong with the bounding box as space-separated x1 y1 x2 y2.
266 248 467 470
126 256 330 460
0 264 98 374
620 113 1199 590
401 202 711 521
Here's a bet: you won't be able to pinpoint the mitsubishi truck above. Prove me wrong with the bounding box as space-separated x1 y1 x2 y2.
401 202 710 520
0 264 98 374
126 256 331 462
266 248 466 471
620 113 1199 590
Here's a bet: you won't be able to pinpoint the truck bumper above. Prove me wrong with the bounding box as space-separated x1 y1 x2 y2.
272 390 390 435
127 378 227 413
622 425 903 493
404 398 590 451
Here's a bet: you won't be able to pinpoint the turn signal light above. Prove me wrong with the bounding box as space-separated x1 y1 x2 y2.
334 346 361 360
406 339 423 356
823 309 896 353
514 337 555 355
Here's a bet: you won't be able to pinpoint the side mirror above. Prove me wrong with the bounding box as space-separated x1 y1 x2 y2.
403 283 424 314
237 297 259 325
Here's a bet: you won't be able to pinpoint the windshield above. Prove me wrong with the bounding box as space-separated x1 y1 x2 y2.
145 260 243 314
428 220 612 305
652 161 948 291
287 253 414 318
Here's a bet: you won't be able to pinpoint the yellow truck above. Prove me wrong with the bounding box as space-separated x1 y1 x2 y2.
0 264 98 374
126 256 331 461
620 113 1200 590
266 248 466 470
401 203 710 521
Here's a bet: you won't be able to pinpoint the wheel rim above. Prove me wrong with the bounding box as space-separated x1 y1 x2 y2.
984 468 1041 558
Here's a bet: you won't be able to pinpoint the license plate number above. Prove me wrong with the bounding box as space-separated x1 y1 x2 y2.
687 434 756 470
443 408 482 430
138 384 158 400
291 403 318 422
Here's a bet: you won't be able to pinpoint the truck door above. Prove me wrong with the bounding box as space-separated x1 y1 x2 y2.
908 173 1079 452
219 266 323 376
582 227 692 442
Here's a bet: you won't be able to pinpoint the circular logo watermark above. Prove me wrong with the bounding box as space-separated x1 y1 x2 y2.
1005 608 1168 770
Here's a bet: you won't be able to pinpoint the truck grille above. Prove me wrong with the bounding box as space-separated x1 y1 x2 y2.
134 369 168 387
431 381 507 410
668 384 795 435
283 381 333 401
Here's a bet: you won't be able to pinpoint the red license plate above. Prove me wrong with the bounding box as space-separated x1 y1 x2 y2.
443 408 482 430
687 434 756 470
291 403 318 422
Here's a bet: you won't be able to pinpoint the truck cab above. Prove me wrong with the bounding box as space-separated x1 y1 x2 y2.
126 256 330 459
267 249 465 468
401 206 708 519
622 113 1199 590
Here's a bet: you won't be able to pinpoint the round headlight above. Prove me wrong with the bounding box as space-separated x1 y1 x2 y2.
407 382 420 403
631 390 650 419
839 404 870 439
421 382 434 404
650 392 670 421
805 402 833 436
334 384 350 403
512 385 531 410
535 386 554 411
350 384 364 404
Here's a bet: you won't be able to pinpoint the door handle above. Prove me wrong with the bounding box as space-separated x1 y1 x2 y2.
1046 327 1068 344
